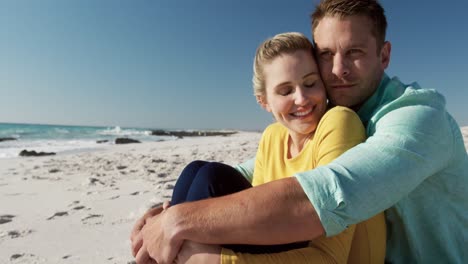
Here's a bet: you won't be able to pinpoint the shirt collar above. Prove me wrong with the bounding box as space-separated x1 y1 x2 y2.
357 73 391 124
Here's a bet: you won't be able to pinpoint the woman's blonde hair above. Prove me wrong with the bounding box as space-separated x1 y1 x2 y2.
253 32 314 97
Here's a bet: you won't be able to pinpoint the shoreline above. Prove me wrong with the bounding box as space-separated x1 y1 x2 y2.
0 129 243 160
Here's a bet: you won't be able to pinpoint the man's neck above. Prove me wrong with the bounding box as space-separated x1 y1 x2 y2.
352 74 386 112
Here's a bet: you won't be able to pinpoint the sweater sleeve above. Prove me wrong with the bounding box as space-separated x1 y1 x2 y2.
234 158 255 184
295 102 452 236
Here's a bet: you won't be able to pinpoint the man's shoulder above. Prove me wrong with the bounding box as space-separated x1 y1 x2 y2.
369 77 448 123
363 76 455 136
358 74 447 126
386 76 446 109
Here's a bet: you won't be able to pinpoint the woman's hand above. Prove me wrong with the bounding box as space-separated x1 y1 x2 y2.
175 241 222 264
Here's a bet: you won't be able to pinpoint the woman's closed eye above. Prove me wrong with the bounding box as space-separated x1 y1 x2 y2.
304 81 316 88
277 86 293 96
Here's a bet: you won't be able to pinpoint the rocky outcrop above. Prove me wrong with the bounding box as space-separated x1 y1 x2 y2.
115 138 141 144
19 150 56 157
0 137 16 142
96 140 109 144
151 130 237 139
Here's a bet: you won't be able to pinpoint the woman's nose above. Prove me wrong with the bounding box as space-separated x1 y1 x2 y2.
294 87 309 106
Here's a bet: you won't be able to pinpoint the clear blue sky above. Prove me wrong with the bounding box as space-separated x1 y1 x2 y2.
1 0 467 130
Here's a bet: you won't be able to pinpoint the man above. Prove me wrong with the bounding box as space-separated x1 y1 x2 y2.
131 0 468 263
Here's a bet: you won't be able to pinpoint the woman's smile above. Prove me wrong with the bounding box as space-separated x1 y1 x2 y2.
290 106 314 118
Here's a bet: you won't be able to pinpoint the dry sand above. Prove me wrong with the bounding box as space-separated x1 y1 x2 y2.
0 132 261 264
1 127 467 264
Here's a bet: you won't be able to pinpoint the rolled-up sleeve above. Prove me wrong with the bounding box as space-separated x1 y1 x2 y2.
295 103 452 236
234 157 255 184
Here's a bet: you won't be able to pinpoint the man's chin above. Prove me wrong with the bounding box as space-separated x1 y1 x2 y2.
329 97 348 107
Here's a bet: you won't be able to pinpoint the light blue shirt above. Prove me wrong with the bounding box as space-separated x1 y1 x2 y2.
236 74 468 263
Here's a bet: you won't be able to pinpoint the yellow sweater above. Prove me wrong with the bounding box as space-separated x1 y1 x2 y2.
221 107 386 264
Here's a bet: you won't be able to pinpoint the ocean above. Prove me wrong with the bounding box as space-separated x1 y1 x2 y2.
0 123 173 159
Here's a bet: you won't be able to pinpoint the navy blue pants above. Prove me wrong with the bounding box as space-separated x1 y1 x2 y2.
171 160 308 254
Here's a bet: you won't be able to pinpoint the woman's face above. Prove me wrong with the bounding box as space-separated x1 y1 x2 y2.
259 50 327 138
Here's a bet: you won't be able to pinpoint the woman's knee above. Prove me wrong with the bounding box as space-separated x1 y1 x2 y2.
178 160 209 181
194 162 250 196
196 162 230 181
185 160 209 171
172 160 210 205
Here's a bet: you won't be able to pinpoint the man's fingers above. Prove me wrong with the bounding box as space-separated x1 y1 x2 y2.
131 206 164 243
132 232 144 257
130 219 145 242
135 245 151 264
148 205 164 217
162 201 171 210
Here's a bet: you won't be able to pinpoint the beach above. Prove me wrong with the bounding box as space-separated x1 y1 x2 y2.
0 131 261 263
1 127 467 264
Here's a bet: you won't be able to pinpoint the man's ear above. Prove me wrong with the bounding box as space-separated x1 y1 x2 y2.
256 95 271 112
380 41 391 69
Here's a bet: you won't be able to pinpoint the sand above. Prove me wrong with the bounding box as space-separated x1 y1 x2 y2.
0 132 261 263
1 127 467 264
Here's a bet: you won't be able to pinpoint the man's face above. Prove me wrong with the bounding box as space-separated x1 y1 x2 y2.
313 15 390 110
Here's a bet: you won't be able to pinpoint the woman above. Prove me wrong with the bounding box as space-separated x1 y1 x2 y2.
132 32 386 264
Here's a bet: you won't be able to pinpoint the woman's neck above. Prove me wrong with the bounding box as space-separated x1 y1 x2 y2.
288 132 312 159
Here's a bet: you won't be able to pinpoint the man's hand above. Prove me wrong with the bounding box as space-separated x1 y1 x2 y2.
131 205 165 257
138 209 184 264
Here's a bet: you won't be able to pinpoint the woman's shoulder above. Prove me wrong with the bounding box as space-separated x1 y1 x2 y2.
323 106 359 118
261 122 288 142
263 122 288 134
320 106 361 125
316 106 365 136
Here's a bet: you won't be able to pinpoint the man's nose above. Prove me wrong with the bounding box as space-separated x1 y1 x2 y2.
332 54 350 78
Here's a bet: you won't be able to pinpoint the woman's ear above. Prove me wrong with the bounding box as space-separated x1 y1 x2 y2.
256 95 271 112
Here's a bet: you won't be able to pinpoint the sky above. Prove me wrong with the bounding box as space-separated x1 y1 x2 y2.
1 0 467 130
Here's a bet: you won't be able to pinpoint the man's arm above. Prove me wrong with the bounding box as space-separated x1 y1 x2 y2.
140 108 365 263
217 107 368 264
139 100 453 264
171 177 324 244
296 102 453 236
140 177 324 263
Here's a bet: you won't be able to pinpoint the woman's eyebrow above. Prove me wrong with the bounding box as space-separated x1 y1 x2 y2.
274 81 293 88
302 72 319 79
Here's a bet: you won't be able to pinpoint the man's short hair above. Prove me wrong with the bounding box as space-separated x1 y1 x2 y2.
311 0 387 50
